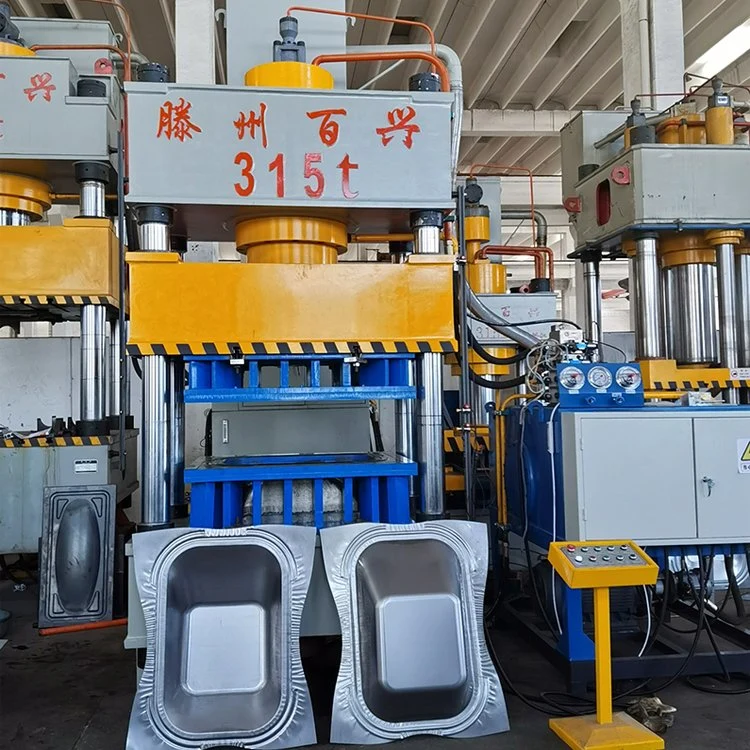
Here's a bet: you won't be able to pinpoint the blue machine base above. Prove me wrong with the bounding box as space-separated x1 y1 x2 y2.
186 452 417 529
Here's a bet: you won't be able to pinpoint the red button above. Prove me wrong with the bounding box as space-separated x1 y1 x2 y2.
567 544 576 552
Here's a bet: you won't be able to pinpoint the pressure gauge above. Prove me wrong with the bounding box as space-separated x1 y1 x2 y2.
558 366 585 390
616 365 642 390
587 365 613 390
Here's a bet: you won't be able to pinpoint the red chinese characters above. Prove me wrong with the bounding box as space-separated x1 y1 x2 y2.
234 103 268 148
24 72 55 102
157 98 202 141
376 106 420 149
306 108 347 147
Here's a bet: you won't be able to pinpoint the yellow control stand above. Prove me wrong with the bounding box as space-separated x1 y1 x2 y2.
547 540 664 750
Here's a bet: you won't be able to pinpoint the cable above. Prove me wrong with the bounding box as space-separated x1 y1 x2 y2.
547 402 562 635
470 370 526 390
519 399 560 638
638 586 652 658
598 340 628 362
468 328 525 365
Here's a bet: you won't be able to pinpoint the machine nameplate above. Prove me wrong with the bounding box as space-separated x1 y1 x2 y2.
74 458 98 474
126 83 454 209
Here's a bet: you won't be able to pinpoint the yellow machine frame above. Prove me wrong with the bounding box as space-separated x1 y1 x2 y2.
126 252 457 354
0 218 120 307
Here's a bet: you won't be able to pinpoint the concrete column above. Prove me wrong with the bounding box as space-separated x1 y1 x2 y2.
176 0 216 84
620 0 684 111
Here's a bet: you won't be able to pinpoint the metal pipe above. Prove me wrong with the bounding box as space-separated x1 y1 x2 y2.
582 259 602 359
137 204 173 525
80 304 107 423
417 352 444 519
717 243 740 403
168 359 185 508
117 130 127 473
632 235 665 359
109 318 122 424
503 209 549 247
456 187 475 521
471 381 494 426
79 180 106 218
395 361 416 501
662 266 675 360
141 355 170 527
736 254 750 368
670 264 718 366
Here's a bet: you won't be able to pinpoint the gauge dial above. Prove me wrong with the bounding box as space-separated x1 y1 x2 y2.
616 365 641 390
559 366 585 390
587 365 613 390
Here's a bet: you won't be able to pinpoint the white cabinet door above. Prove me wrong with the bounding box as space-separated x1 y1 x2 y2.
577 417 697 542
693 416 750 540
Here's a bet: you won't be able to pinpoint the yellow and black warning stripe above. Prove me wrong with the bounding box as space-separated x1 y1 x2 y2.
444 433 490 453
126 340 458 356
1 435 113 448
652 379 750 390
0 294 117 307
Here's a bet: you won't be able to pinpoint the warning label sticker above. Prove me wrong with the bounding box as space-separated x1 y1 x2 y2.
737 439 750 474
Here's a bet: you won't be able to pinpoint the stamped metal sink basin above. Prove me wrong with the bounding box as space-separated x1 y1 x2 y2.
322 521 509 744
128 526 317 750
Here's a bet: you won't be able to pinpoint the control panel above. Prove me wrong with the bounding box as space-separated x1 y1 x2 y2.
555 362 644 409
548 539 658 589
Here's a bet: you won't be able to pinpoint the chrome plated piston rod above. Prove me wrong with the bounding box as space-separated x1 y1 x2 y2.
136 205 175 527
632 235 665 360
668 263 718 366
77 162 110 433
412 211 445 519
717 243 740 403
736 253 750 369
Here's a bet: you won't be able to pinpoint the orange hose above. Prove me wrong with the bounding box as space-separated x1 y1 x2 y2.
479 246 545 279
479 244 555 288
311 51 450 92
30 44 131 81
286 6 436 56
39 618 128 636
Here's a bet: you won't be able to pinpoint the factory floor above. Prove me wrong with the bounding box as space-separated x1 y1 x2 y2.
2 580 749 750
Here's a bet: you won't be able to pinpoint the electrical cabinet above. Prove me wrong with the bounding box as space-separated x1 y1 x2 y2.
561 409 750 545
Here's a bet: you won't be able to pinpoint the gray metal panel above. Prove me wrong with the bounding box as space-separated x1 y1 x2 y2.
573 146 750 247
693 415 750 540
225 0 346 87
38 484 116 628
560 110 630 198
470 293 557 345
0 434 138 554
0 337 75 431
14 18 117 76
211 402 371 456
568 414 697 543
125 83 453 210
0 57 120 172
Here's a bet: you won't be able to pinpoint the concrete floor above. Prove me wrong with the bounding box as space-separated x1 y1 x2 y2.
2 580 750 750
